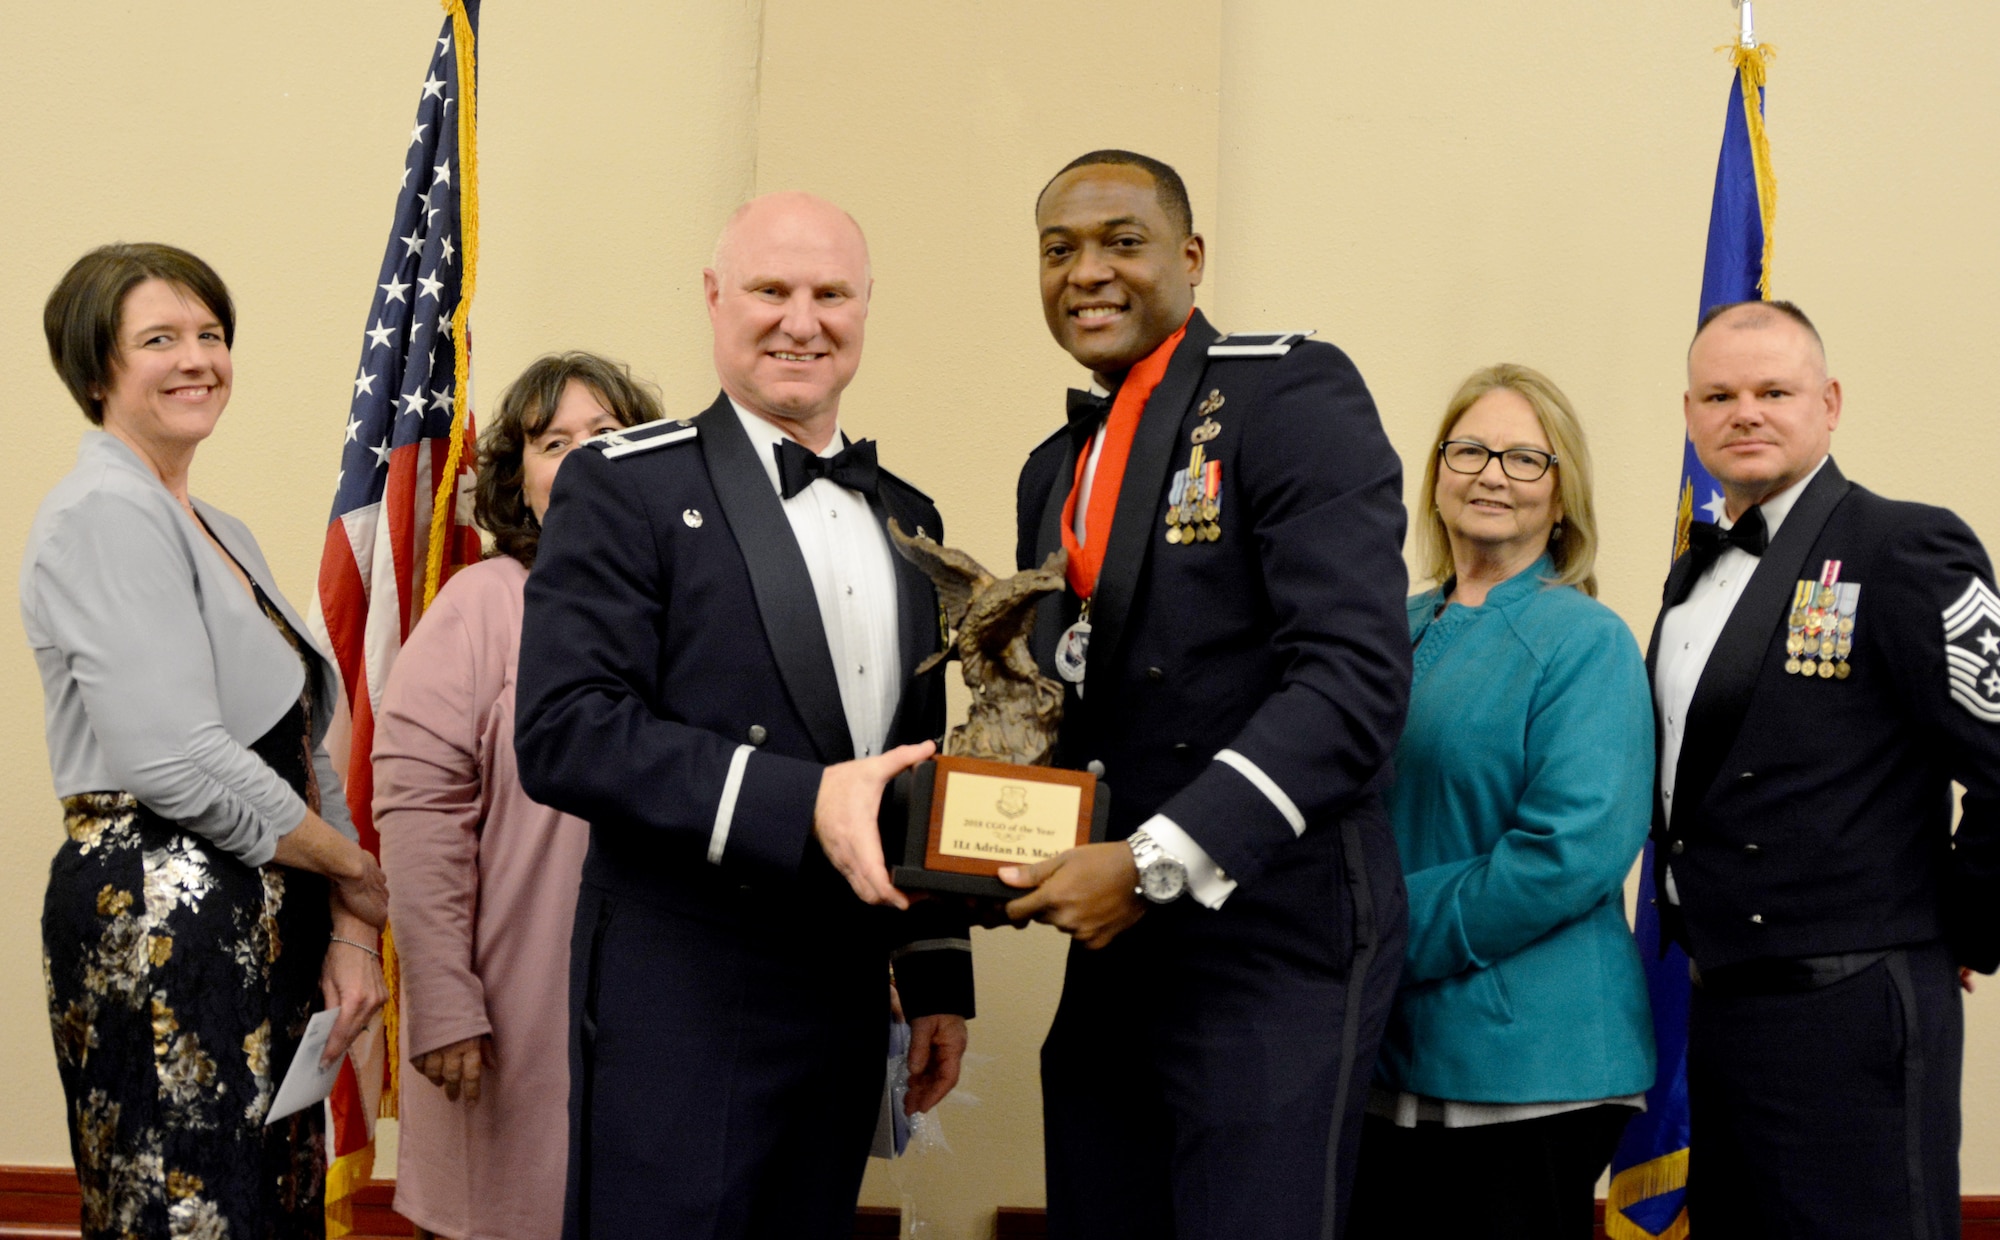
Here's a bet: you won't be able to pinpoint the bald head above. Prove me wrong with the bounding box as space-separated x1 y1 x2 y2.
709 192 871 283
702 192 874 447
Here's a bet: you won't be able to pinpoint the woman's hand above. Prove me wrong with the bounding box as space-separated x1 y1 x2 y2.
273 811 390 928
319 908 390 1068
332 854 390 929
414 1035 497 1104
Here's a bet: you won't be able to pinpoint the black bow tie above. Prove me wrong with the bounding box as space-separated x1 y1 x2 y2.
1687 506 1769 565
1067 388 1111 425
775 437 879 500
1065 389 1111 450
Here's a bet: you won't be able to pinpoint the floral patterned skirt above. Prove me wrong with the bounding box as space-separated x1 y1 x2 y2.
43 793 331 1240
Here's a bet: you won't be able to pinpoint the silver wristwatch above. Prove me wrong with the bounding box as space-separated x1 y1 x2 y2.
1127 827 1189 904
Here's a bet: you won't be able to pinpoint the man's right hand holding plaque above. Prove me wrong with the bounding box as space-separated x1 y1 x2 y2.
879 522 1110 899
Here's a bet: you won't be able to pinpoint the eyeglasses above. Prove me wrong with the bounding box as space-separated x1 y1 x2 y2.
1438 440 1558 483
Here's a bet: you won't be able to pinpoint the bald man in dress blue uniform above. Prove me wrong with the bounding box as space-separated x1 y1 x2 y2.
515 193 972 1240
1003 150 1411 1240
1651 300 2000 1239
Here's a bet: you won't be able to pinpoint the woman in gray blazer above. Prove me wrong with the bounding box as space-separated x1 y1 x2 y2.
26 243 390 1240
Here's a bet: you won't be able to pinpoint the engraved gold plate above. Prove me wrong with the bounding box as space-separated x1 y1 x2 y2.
920 756 1097 879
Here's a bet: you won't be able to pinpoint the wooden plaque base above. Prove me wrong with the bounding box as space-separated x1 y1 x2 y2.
881 757 1110 900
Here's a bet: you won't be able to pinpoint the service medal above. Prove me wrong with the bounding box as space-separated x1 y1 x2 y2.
1818 660 1836 679
1783 581 1815 673
1055 617 1091 685
1829 581 1861 680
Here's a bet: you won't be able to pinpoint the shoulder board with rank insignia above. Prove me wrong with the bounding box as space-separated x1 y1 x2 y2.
586 419 699 460
1209 330 1316 358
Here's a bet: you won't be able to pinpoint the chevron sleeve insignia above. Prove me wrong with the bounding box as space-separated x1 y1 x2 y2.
1944 577 2000 724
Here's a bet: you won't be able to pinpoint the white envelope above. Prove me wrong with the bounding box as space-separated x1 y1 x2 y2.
265 1010 344 1125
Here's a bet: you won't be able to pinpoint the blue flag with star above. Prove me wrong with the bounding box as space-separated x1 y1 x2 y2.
1607 39 1777 1240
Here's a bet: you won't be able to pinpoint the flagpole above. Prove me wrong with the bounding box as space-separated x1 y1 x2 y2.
1739 0 1757 47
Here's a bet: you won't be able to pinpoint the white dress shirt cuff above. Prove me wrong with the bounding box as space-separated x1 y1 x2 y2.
1140 814 1238 909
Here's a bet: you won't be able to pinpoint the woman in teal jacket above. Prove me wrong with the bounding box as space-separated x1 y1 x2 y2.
1349 364 1656 1239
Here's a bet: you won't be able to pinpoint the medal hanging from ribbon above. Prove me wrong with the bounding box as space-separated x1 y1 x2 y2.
1786 560 1859 680
1164 449 1223 544
1054 316 1193 691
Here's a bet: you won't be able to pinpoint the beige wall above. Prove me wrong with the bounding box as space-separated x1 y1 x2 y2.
5 3 1997 1237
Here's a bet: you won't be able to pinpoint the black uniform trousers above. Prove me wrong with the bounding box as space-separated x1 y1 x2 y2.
563 880 886 1240
1686 940 1961 1240
1042 811 1406 1240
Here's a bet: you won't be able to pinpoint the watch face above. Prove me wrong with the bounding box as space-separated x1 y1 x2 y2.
1141 859 1188 902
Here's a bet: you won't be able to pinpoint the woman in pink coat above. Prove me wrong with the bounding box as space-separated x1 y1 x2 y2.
374 353 662 1240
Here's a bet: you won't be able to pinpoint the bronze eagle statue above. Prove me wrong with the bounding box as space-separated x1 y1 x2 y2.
887 519 1068 765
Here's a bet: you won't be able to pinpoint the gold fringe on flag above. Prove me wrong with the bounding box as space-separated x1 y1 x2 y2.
1673 474 1696 562
423 0 480 612
1605 1147 1691 1240
324 1142 375 1239
1732 42 1779 297
379 925 402 1120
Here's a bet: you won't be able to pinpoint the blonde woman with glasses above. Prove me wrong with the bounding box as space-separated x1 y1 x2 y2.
1349 364 1656 1239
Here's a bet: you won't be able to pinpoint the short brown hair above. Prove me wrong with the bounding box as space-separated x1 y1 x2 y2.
44 243 236 425
1415 363 1602 597
474 352 664 566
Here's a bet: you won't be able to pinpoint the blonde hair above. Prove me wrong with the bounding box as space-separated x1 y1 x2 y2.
1415 363 1600 597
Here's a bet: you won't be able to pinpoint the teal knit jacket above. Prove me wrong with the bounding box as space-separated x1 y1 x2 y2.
1376 557 1657 1103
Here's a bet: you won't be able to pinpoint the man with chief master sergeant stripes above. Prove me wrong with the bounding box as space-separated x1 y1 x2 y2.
1652 298 2000 1238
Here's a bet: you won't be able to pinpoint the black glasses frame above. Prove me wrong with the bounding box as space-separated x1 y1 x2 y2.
1438 439 1558 483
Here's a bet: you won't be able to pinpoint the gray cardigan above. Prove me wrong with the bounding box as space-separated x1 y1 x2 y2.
21 432 356 865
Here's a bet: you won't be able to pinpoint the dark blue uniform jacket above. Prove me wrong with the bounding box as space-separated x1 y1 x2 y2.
1016 310 1411 893
515 392 972 1017
1649 458 2000 973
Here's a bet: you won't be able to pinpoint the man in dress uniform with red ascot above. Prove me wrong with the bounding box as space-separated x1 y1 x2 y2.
1651 299 2000 1238
1002 149 1412 1239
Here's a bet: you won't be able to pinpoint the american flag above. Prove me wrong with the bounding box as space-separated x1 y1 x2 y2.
309 2 482 1229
